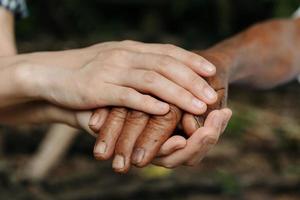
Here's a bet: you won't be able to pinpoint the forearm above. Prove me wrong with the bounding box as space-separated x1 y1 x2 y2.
0 101 77 125
203 18 300 89
0 46 97 108
0 7 16 55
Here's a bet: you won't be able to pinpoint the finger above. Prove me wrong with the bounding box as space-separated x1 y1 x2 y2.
220 108 232 133
104 85 170 115
119 40 216 76
152 110 224 168
131 105 182 167
89 108 109 133
127 53 217 104
156 135 186 157
184 110 226 166
152 126 214 168
94 108 127 160
182 113 199 137
112 111 149 173
120 70 207 115
193 88 227 128
185 108 232 166
181 108 232 138
75 110 97 137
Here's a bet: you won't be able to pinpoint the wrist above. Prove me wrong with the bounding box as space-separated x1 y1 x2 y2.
201 37 254 84
12 61 42 99
20 61 73 104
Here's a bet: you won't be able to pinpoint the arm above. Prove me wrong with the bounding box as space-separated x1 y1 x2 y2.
158 18 300 167
205 18 300 88
0 41 217 126
0 6 16 55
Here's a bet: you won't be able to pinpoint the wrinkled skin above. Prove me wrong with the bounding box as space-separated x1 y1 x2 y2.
93 18 300 173
93 51 229 173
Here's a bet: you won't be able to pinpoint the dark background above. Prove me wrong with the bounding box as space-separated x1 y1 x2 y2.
17 0 299 51
0 0 299 199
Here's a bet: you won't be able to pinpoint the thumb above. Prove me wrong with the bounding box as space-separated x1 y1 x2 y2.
75 111 96 137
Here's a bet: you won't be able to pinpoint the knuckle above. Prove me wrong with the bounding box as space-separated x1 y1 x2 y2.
164 105 181 122
126 111 148 126
145 106 181 134
118 89 135 105
147 118 170 134
109 49 129 59
143 71 158 85
202 134 219 146
157 56 174 67
187 53 200 63
128 110 148 119
111 108 128 118
190 74 201 86
191 76 207 92
164 44 177 53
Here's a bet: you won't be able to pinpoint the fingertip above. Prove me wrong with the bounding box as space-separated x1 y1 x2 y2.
112 154 130 174
182 114 198 135
154 101 170 114
172 135 187 149
220 108 232 133
194 59 216 76
222 108 233 117
93 141 112 160
88 109 109 133
157 136 186 157
204 109 222 127
220 108 232 122
191 99 207 115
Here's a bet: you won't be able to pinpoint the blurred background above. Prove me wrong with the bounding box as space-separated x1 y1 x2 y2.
0 0 300 199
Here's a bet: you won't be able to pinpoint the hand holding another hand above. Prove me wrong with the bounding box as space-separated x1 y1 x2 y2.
20 41 217 115
90 50 232 173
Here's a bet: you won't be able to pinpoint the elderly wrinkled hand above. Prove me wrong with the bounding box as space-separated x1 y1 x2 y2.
90 50 231 173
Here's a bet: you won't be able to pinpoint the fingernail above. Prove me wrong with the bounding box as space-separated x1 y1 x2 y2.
212 114 223 128
204 87 217 100
89 113 100 127
132 148 144 164
192 99 205 109
196 61 215 73
94 142 107 154
113 154 125 169
156 101 169 111
203 63 215 73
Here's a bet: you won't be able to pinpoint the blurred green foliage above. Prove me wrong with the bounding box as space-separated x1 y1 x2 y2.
214 169 241 196
16 0 300 50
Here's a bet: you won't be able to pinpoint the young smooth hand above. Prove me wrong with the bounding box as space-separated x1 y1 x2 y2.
4 41 217 115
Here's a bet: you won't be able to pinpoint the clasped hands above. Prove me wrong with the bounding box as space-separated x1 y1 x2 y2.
84 42 232 173
1 40 232 172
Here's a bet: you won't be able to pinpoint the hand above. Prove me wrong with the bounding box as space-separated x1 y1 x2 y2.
91 50 230 173
152 108 232 168
18 40 217 115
